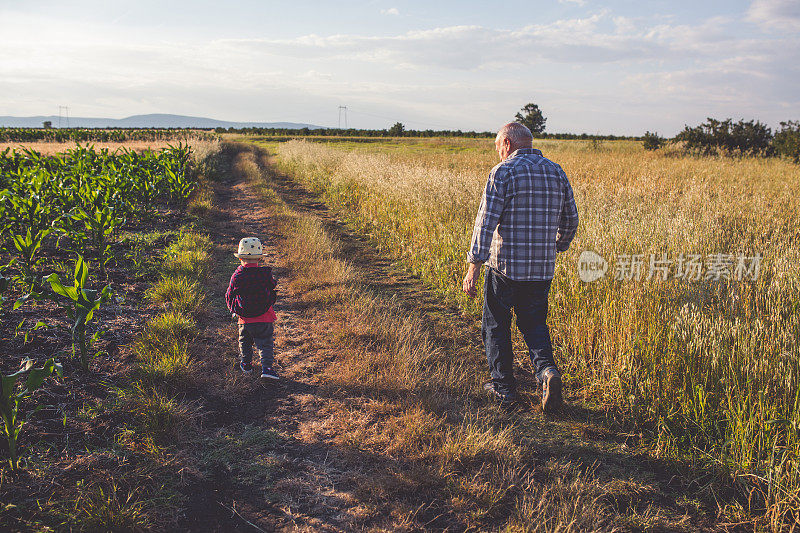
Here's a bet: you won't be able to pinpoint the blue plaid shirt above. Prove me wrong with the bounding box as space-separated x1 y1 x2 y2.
467 148 579 281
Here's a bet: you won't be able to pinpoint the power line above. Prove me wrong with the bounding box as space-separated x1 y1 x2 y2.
58 106 69 128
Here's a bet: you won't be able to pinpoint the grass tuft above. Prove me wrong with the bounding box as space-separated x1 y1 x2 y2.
439 415 522 476
162 231 213 280
114 383 201 441
135 334 193 382
65 482 150 532
145 310 196 339
146 275 204 315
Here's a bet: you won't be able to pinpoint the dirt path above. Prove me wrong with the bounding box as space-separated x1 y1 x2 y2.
180 157 405 532
177 145 731 532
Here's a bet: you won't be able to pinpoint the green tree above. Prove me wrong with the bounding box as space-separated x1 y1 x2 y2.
773 120 800 162
388 122 405 136
642 131 664 151
676 118 773 156
515 103 547 134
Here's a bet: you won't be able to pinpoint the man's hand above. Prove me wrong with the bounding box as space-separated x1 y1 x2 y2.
462 263 481 298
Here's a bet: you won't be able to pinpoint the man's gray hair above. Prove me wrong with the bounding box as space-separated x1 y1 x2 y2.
497 122 533 147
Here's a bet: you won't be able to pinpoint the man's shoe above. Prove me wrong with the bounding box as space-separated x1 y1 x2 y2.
261 367 280 381
540 369 563 415
483 381 517 405
239 362 253 374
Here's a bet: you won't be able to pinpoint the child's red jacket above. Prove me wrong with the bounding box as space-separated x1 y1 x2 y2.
225 263 277 324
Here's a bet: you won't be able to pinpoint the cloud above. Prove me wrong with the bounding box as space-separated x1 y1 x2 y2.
622 41 800 128
300 70 333 81
205 10 799 131
218 12 760 70
748 0 800 32
559 0 586 5
381 7 399 16
1 6 797 133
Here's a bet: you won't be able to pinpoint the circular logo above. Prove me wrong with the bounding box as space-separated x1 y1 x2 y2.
577 251 608 282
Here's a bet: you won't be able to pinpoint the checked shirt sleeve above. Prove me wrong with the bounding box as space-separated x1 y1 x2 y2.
556 176 579 252
467 166 508 264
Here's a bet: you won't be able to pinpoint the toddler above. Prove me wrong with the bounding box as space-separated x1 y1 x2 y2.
225 237 279 380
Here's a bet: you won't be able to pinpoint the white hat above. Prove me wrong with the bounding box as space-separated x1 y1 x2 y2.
234 237 265 260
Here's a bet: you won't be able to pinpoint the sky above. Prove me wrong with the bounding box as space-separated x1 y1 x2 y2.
1 0 798 135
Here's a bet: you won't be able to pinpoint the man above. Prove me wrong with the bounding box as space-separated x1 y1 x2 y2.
463 122 579 413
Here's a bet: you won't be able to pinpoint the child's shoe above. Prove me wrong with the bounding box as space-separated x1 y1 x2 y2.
261 367 279 380
239 362 253 374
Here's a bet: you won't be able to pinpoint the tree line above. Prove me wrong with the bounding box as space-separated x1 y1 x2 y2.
215 125 639 141
645 119 800 161
10 102 797 162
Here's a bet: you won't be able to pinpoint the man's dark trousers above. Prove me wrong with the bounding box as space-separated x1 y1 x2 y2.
482 267 557 395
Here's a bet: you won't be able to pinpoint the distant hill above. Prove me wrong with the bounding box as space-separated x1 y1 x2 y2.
0 113 326 130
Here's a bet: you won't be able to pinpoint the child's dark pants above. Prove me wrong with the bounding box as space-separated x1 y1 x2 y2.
238 323 274 373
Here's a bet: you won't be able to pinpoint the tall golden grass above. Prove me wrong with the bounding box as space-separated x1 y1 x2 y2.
236 144 637 530
274 138 800 528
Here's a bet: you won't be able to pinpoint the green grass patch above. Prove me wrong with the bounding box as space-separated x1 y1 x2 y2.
188 180 215 218
113 383 201 442
146 275 204 315
162 230 213 280
145 310 196 339
135 334 193 383
61 481 151 531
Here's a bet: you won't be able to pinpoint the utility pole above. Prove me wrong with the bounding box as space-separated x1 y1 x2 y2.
58 106 70 128
338 106 348 129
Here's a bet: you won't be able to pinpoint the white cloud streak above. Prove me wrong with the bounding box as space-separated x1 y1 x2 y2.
217 12 787 70
747 0 800 32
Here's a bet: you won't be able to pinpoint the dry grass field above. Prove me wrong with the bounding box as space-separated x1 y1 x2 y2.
2 136 797 530
269 137 800 529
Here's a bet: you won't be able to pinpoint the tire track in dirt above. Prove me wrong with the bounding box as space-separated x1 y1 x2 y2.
184 157 402 532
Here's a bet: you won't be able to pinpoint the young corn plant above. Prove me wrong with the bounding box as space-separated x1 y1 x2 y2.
0 268 9 305
9 227 51 291
0 262 25 315
163 144 194 202
0 260 9 296
0 177 54 236
62 185 125 280
43 256 113 371
0 201 7 244
1 358 62 470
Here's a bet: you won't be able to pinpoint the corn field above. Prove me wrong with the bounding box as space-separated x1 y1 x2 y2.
275 138 800 528
1 143 200 304
1 144 195 227
0 127 217 144
0 142 211 479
